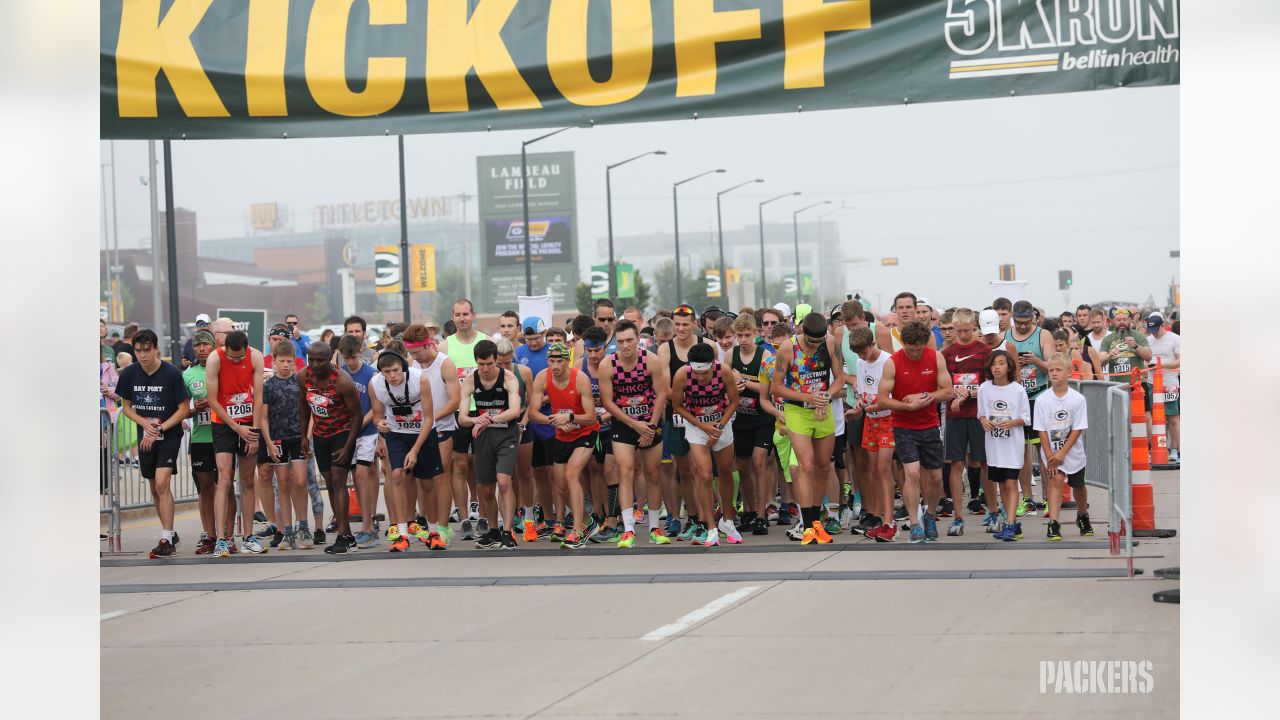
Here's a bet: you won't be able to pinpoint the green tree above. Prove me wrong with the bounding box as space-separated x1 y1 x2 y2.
651 259 703 310
574 281 593 315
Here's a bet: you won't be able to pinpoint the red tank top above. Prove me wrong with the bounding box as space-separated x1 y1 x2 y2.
546 368 598 441
890 346 941 430
214 347 256 425
303 366 353 438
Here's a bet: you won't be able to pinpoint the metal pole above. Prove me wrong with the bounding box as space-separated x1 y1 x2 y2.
162 141 182 362
100 165 111 320
606 167 616 304
110 141 121 323
398 135 411 323
716 194 726 305
792 213 801 303
672 184 682 305
148 140 161 336
521 143 532 297
757 203 766 308
459 192 472 301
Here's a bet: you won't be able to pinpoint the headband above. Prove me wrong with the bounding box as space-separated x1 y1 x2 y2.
547 342 569 358
583 338 607 349
689 361 713 373
403 338 431 349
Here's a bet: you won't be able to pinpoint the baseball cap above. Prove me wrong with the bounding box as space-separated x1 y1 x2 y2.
546 342 569 359
978 309 1001 335
191 329 216 346
916 298 933 310
521 316 547 334
794 303 812 323
1011 300 1035 319
195 313 211 326
1146 312 1164 331
772 302 792 319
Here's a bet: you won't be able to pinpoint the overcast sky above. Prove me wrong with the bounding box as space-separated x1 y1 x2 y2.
99 84 1178 314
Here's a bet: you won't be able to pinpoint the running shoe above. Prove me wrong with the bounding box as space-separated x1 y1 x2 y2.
922 514 939 542
213 538 231 557
254 511 268 524
582 516 602 543
765 503 779 522
1047 520 1063 541
476 530 501 550
408 522 432 544
893 506 909 523
297 526 314 549
499 532 517 549
967 498 986 515
550 523 567 543
651 528 673 545
437 524 453 544
822 517 842 536
872 524 896 543
476 518 490 537
560 531 585 549
947 519 965 537
1012 522 1024 540
324 533 356 554
269 529 285 548
666 517 683 537
1168 448 1180 464
615 530 636 548
386 524 402 542
703 532 720 547
313 529 326 546
785 520 806 542
1015 498 1030 517
811 520 834 544
591 526 618 544
634 507 644 526
982 512 998 530
228 538 238 554
149 538 176 559
994 523 1014 542
449 508 461 523
535 521 552 540
752 517 770 536
415 515 428 528
564 511 575 527
677 521 698 542
718 518 743 544
325 516 339 533
468 501 480 521
195 535 216 555
839 506 857 530
857 515 881 533
937 498 954 518
1077 514 1095 537
355 531 381 549
255 524 278 539
389 535 410 552
690 525 709 545
523 519 538 543
241 535 266 554
283 530 298 551
428 532 446 551
800 527 818 545
460 519 475 541
908 525 926 544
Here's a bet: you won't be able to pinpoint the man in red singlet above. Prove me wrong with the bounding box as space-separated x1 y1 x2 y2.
205 329 266 557
298 342 364 554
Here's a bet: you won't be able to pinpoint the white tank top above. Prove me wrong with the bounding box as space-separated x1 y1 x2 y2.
422 353 458 432
372 367 427 435
856 350 892 419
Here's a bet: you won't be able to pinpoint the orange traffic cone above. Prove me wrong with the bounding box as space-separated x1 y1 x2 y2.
1150 358 1170 466
1129 371 1155 531
348 485 362 521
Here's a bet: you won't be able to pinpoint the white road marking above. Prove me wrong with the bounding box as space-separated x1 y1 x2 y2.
641 586 759 641
100 610 130 621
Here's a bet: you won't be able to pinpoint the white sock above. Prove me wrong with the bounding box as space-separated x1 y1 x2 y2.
826 503 839 519
623 512 636 533
161 529 174 541
649 509 661 527
428 522 437 533
524 506 534 521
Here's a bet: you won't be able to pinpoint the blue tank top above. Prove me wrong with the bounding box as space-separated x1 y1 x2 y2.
516 343 555 441
581 356 610 431
347 361 378 437
1005 326 1047 398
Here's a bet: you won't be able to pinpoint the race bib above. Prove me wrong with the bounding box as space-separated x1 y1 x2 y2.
394 410 423 431
196 409 211 426
954 372 980 394
623 395 652 418
227 392 253 420
1165 386 1179 402
672 413 686 428
1111 356 1132 376
1049 428 1069 452
306 392 331 418
988 415 1011 439
738 396 757 414
695 407 723 425
485 408 508 428
1019 365 1039 391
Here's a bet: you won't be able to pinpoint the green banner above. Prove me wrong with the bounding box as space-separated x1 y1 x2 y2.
102 0 1179 140
783 274 814 296
591 263 635 299
217 308 268 352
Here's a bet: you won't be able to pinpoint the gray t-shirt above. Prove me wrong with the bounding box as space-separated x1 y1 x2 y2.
263 375 302 439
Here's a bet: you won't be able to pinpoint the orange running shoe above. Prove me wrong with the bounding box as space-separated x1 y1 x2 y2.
523 519 538 543
812 520 834 544
389 536 410 552
801 527 819 545
428 532 446 551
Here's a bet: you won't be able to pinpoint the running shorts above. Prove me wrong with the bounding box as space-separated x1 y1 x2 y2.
311 433 354 472
553 432 598 464
732 422 774 459
138 445 179 480
382 431 444 480
473 425 518 483
685 421 735 452
892 426 945 470
189 442 215 473
257 437 305 466
783 404 834 439
944 417 987 463
861 416 895 452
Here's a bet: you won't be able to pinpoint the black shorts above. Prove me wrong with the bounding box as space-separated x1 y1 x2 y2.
892 426 945 471
189 443 216 474
452 425 473 454
846 412 866 451
520 424 534 445
383 431 445 480
612 420 664 449
311 433 354 473
988 466 1020 483
531 437 555 468
139 444 179 480
212 422 254 456
831 433 847 469
593 429 613 464
257 437 305 466
944 417 987 463
1055 467 1087 489
554 432 598 465
732 421 774 459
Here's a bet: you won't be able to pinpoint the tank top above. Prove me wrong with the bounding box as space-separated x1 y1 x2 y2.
889 346 941 430
855 349 891 419
731 346 767 423
546 368 598 441
421 352 458 432
373 366 425 435
683 360 727 425
610 351 657 424
581 356 611 431
444 332 483 381
1005 326 1047 398
470 368 512 428
665 338 704 419
214 347 256 425
784 336 833 408
303 366 354 438
347 361 378 437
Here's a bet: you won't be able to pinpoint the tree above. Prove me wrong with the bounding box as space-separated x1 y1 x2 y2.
651 259 702 310
574 281 593 315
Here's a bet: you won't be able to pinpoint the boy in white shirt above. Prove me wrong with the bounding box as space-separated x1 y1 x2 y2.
977 349 1031 540
1033 353 1094 540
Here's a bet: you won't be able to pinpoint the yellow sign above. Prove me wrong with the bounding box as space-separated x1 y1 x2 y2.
704 268 741 298
881 257 898 266
375 245 436 294
250 202 280 230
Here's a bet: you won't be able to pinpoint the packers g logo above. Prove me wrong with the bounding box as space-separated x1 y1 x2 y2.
1054 410 1069 421
993 400 1008 411
864 376 875 386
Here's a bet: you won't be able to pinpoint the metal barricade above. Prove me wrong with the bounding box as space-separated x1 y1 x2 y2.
109 419 201 511
100 408 122 551
1068 379 1135 572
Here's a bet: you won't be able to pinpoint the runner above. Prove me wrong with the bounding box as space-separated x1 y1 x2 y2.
255 341 309 550
1145 312 1181 463
343 315 377 364
657 304 715 540
599 318 671 547
528 342 601 549
878 321 953 544
1032 354 1093 541
459 340 523 549
515 317 559 537
579 327 620 542
845 327 896 542
182 329 232 553
770 312 847 545
978 350 1031 540
205 329 265 557
992 298 1013 336
444 298 484 540
729 313 774 536
402 324 460 544
941 308 991 537
1005 300 1056 517
298 342 364 554
762 321 798 528
671 343 742 547
495 310 522 346
337 334 381 548
116 329 190 558
592 299 620 354
371 348 445 552
880 292 937 353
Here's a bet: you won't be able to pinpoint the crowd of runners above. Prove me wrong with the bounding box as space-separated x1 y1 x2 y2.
98 292 1180 559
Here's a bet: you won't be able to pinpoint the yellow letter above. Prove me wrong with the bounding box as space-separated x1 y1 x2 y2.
116 0 227 118
547 0 652 107
673 0 760 97
782 0 870 89
305 0 407 117
246 0 290 116
426 0 540 112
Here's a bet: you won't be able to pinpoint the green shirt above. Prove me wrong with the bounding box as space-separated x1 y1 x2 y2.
101 344 117 368
182 364 213 444
1100 329 1149 380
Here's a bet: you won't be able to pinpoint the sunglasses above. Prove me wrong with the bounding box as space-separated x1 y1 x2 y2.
673 306 695 317
597 316 616 322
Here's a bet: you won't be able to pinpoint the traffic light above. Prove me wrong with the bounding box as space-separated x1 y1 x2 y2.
998 264 1016 281
1058 270 1073 290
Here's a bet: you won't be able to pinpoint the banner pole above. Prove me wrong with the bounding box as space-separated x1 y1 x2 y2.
398 135 411 324
162 140 182 362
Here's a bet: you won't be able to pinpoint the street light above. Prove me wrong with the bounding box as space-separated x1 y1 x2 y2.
792 200 831 303
758 191 800 307
716 179 764 307
521 126 581 297
606 150 666 303
673 169 726 305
